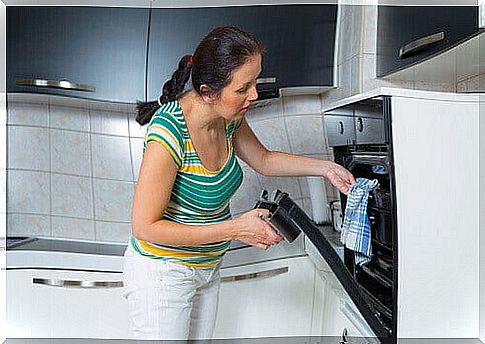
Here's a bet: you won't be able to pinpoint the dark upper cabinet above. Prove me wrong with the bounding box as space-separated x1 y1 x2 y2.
147 5 336 100
7 7 149 103
377 6 480 77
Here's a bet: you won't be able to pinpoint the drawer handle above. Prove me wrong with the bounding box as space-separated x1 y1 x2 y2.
399 31 445 59
33 278 123 289
256 77 277 84
16 79 95 92
221 266 288 283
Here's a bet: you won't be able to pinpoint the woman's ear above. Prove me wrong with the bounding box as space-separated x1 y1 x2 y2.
199 84 218 104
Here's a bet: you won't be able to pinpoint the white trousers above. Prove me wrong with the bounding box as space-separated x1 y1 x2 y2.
122 244 221 340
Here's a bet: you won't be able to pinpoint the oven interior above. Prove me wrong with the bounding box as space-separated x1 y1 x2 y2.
336 146 396 334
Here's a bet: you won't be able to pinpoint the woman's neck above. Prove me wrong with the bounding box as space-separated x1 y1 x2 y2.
178 91 223 132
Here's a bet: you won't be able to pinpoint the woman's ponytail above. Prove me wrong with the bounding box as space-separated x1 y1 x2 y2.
135 54 192 126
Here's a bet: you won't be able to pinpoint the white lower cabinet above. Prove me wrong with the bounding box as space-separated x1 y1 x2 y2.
7 269 130 338
311 269 376 339
214 256 316 338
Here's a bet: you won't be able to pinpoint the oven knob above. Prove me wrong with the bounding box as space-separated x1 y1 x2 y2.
338 121 344 135
356 117 364 132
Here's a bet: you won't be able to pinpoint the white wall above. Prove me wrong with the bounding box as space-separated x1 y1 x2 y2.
322 4 485 110
481 95 485 342
1 0 6 341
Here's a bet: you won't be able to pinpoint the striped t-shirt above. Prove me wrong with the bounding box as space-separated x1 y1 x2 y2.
130 100 244 268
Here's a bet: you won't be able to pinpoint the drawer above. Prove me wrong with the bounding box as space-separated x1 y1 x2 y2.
324 115 356 147
354 116 387 145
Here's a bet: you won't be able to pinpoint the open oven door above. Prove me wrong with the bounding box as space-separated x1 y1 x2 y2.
255 190 394 343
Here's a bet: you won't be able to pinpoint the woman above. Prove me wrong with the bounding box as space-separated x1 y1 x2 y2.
122 26 355 340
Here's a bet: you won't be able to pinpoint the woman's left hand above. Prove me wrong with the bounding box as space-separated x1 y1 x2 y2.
322 161 356 195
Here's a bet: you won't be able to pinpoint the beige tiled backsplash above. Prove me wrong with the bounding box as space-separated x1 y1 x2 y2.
6 95 138 242
6 93 335 242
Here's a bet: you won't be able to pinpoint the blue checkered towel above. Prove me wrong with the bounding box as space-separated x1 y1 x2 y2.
340 178 379 265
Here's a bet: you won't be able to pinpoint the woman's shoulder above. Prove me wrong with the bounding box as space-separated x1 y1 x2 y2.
149 101 186 133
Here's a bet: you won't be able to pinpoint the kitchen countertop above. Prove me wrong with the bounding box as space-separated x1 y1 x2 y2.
5 236 250 272
3 338 483 344
5 224 339 272
321 87 483 114
6 236 250 255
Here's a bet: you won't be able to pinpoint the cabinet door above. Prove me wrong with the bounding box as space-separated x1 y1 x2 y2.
147 6 258 100
147 5 336 100
7 269 52 337
377 6 479 77
260 5 336 89
312 270 376 339
214 256 316 338
7 7 148 102
7 269 130 338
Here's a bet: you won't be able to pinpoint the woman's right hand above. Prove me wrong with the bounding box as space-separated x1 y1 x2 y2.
233 209 284 250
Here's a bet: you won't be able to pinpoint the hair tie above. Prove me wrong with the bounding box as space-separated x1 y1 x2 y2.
189 55 193 65
157 96 163 107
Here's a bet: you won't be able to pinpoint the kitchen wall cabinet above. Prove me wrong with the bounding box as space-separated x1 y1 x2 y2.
377 6 480 77
7 6 149 103
147 5 336 100
214 256 316 338
6 269 130 338
7 5 336 103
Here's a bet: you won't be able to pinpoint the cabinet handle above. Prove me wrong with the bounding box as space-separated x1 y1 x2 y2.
16 79 95 92
340 327 348 344
33 278 123 289
220 266 288 283
399 31 445 59
256 77 277 84
340 301 375 338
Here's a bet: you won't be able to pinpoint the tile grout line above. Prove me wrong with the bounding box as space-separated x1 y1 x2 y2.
281 96 304 200
8 167 135 183
48 97 53 237
7 211 131 224
127 112 136 183
6 122 144 139
88 107 97 241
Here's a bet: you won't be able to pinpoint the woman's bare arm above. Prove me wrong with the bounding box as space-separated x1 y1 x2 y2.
233 119 355 194
131 141 281 248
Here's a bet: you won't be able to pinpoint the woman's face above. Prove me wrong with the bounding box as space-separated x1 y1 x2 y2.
212 54 261 121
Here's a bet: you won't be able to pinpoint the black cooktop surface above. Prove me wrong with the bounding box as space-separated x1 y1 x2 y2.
6 237 126 256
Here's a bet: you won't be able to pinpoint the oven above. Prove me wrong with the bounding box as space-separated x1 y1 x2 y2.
325 96 398 338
